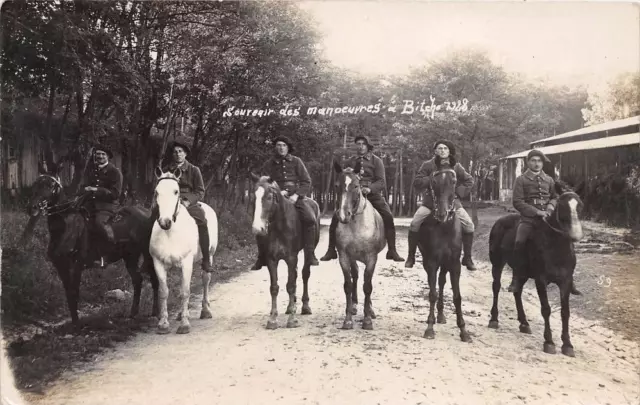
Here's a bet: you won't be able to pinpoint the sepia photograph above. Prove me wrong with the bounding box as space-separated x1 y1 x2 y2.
1 1 639 404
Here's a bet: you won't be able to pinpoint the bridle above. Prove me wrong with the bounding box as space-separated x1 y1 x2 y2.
32 174 80 217
542 192 581 236
340 172 367 217
429 168 457 222
155 176 181 222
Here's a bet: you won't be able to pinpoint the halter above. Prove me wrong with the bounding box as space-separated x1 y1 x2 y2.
429 168 457 222
155 176 181 222
340 172 367 217
542 192 579 236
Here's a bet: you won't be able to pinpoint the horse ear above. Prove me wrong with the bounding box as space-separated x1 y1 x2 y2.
173 167 182 179
266 176 273 184
250 172 260 182
333 160 342 174
353 161 362 175
154 166 163 179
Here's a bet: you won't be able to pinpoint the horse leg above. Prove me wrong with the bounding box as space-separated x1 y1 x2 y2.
350 261 358 315
301 262 312 315
436 270 447 324
339 254 354 330
147 258 160 318
488 260 505 329
55 260 79 325
124 254 143 319
285 256 299 328
68 260 83 327
559 282 575 357
451 262 471 342
535 278 556 354
423 262 438 339
514 288 531 334
362 256 378 330
152 258 170 334
200 269 213 319
176 257 194 334
266 259 279 330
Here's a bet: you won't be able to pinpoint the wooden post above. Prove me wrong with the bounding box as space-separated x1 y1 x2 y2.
393 154 400 215
322 151 334 215
408 163 417 216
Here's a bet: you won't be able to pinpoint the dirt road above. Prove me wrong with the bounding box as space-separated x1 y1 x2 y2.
14 218 640 405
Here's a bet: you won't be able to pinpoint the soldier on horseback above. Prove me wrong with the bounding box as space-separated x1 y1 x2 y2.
250 135 320 270
320 135 405 262
78 144 122 268
405 140 477 270
161 138 212 273
508 149 581 294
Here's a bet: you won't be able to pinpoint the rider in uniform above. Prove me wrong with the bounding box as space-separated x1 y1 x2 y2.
319 135 404 262
404 140 477 270
79 144 123 268
250 135 319 270
162 138 212 273
509 149 581 294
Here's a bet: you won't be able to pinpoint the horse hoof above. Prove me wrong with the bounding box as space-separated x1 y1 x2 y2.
423 329 435 339
543 342 556 354
341 320 353 330
200 309 213 319
370 309 376 319
301 306 312 315
562 346 575 357
266 320 278 330
362 319 373 330
286 319 299 328
519 325 532 334
488 320 499 329
157 325 170 335
176 325 190 334
437 314 446 324
460 332 472 343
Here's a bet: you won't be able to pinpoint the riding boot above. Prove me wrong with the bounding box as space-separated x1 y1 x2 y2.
405 230 419 268
385 228 405 262
461 232 477 271
198 224 212 272
571 282 582 296
303 224 319 266
319 215 338 261
251 236 266 270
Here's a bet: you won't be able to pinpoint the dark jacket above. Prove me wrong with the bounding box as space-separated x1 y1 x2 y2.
413 158 473 210
512 169 558 218
163 160 205 205
344 152 387 196
260 153 312 197
81 162 123 213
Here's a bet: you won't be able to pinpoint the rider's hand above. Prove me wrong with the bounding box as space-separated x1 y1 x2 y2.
182 198 191 207
289 194 299 203
536 209 549 218
85 186 97 192
362 187 371 195
281 190 289 197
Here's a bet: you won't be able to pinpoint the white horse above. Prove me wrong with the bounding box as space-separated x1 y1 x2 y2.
149 167 219 334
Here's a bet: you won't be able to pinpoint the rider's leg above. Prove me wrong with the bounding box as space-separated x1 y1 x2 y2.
367 193 404 262
93 211 113 268
456 207 477 271
295 197 319 266
509 217 534 293
187 205 212 272
320 213 339 261
406 206 431 268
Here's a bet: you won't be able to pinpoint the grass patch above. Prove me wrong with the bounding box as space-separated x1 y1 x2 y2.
1 204 256 393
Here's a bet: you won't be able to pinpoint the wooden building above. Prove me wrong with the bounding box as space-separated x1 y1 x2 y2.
498 115 640 201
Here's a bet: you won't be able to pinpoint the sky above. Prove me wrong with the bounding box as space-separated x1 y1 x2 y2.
298 1 639 91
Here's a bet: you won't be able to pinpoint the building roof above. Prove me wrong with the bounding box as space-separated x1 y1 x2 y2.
504 132 640 159
530 115 640 147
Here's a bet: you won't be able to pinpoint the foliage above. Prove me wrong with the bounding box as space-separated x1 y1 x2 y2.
581 72 640 126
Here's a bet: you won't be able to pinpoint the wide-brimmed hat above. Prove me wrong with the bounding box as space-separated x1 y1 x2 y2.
354 135 374 151
93 144 114 159
168 137 191 156
527 149 550 163
273 135 294 154
433 139 456 156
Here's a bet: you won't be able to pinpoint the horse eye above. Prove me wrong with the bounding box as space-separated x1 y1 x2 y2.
174 190 178 195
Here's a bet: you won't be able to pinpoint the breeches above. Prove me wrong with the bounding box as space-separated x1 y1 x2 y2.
366 193 395 231
186 204 207 226
295 197 316 225
409 205 475 233
93 211 111 225
514 217 537 249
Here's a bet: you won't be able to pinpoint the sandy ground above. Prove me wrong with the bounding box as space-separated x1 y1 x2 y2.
7 219 640 405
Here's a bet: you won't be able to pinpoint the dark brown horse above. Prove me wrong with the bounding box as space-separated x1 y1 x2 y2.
488 182 584 357
417 167 471 342
26 164 159 325
250 174 320 329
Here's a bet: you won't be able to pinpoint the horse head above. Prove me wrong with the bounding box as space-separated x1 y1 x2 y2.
153 166 183 230
334 160 363 224
430 168 457 223
250 172 282 236
548 183 584 242
28 163 65 217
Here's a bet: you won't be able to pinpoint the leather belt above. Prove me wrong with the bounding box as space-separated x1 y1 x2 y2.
527 198 548 206
283 181 296 187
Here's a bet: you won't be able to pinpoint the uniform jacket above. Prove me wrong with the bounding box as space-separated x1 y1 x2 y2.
413 158 473 210
81 162 123 213
512 169 558 218
260 153 312 197
344 152 387 196
163 160 205 205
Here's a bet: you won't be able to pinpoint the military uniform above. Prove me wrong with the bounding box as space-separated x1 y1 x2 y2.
512 168 558 248
320 136 404 262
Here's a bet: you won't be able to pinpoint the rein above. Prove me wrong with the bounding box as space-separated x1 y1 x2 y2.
33 174 80 217
155 176 181 222
429 169 457 222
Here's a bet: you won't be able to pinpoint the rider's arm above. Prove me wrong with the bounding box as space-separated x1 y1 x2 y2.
547 178 558 212
94 168 122 202
413 161 431 190
455 164 474 198
293 157 312 198
181 166 205 205
368 156 386 195
512 176 538 217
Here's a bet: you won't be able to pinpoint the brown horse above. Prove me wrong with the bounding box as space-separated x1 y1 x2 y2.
417 167 471 342
488 182 584 357
26 164 159 325
250 174 320 329
333 161 384 330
